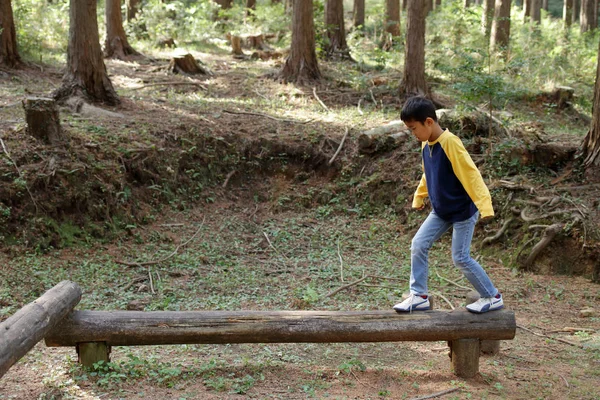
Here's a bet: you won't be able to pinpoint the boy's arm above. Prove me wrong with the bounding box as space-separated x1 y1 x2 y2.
412 173 428 209
443 135 494 218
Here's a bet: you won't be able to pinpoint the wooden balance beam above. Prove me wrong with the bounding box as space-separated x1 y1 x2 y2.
45 309 516 378
0 281 81 378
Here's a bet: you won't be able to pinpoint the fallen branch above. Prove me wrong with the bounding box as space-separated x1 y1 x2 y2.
116 217 205 267
324 275 370 298
429 291 455 310
222 170 237 188
312 87 330 112
408 387 459 400
481 218 514 246
435 270 471 291
136 81 207 90
328 127 349 165
223 109 312 124
517 324 585 349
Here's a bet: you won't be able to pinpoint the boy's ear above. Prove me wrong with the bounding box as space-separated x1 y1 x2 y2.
425 117 435 126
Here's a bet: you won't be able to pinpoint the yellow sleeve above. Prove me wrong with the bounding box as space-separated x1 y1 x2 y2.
412 173 428 209
443 135 494 218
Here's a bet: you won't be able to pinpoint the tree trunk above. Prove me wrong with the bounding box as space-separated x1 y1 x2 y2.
385 0 401 37
215 0 232 8
402 0 407 10
464 0 471 6
400 0 428 98
530 0 541 23
581 39 600 180
482 0 495 36
325 0 350 58
105 0 139 59
126 0 140 21
54 0 119 105
0 0 21 67
279 0 321 84
542 0 548 10
573 0 580 22
580 0 595 32
490 0 512 53
523 0 531 21
353 0 365 29
564 0 573 28
247 0 256 17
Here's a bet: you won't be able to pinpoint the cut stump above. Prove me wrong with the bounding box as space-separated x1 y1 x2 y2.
22 97 67 145
168 54 210 75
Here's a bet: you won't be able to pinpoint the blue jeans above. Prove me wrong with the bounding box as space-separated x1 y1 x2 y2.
409 211 498 298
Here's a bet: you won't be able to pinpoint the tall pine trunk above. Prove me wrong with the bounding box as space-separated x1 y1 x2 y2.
126 0 140 21
580 0 595 32
399 0 427 98
482 0 495 36
325 0 349 58
490 0 512 53
580 40 600 180
353 0 365 29
0 0 20 67
105 0 139 59
564 0 573 28
530 0 541 23
54 0 119 105
279 0 321 84
385 0 401 37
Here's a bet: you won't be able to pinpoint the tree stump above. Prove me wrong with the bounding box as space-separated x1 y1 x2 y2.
168 53 210 75
230 35 244 56
450 338 480 378
22 97 67 145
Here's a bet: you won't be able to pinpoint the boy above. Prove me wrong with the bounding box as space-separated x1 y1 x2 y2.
393 96 503 314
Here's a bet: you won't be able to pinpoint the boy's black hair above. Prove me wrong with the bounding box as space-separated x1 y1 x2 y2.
400 96 437 123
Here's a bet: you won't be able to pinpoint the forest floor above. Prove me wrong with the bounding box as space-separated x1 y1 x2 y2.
0 45 599 399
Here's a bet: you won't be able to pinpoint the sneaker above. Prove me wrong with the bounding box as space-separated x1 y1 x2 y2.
393 294 430 313
466 293 504 314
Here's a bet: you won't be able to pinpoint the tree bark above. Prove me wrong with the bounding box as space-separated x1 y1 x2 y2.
580 0 595 32
385 0 401 37
0 0 21 67
581 39 600 180
54 0 119 105
542 0 548 10
105 0 139 59
530 0 541 23
23 97 67 145
325 0 350 58
45 309 517 347
353 0 365 29
279 0 321 84
0 281 81 379
215 0 232 9
490 0 512 53
482 0 495 36
564 0 573 28
523 0 531 21
573 0 580 23
126 0 140 21
400 0 428 98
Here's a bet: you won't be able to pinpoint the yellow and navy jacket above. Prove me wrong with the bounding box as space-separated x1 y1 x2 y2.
412 130 494 222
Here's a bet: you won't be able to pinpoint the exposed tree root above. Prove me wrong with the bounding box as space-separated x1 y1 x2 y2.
523 223 563 268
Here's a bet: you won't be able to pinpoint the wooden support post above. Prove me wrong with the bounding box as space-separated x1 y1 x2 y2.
450 338 480 378
0 281 81 378
77 342 111 367
466 291 501 355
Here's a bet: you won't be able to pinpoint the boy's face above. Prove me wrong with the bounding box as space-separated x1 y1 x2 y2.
405 118 435 142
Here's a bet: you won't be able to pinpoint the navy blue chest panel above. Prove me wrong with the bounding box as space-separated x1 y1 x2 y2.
422 143 476 222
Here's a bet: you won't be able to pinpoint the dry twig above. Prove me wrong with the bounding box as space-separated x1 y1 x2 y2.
408 387 459 400
517 324 585 349
328 127 349 165
312 87 330 112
